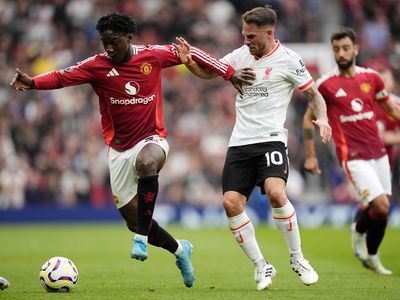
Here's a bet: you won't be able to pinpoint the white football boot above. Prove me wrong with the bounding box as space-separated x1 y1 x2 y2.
254 263 277 290
350 222 368 260
291 258 318 285
363 255 392 275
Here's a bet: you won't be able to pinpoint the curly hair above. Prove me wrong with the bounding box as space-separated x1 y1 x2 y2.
96 12 137 35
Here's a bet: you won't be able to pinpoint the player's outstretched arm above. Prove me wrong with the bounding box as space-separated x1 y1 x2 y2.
173 37 255 95
302 85 331 144
10 68 34 91
303 106 321 174
173 37 219 79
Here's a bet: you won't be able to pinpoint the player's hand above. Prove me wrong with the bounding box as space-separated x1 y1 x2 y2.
10 68 34 91
304 157 321 174
173 36 194 66
230 68 255 95
312 118 331 144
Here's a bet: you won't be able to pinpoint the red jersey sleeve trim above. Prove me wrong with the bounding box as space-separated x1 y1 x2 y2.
298 79 314 91
191 47 233 80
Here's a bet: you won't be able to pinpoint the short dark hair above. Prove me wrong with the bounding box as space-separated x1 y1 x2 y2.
96 12 137 35
242 6 277 27
330 27 357 44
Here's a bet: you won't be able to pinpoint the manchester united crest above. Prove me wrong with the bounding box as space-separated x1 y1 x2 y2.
360 82 371 93
140 62 152 75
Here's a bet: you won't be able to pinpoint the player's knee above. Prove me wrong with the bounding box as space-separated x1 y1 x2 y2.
223 197 242 215
370 196 390 216
136 157 159 176
265 187 286 205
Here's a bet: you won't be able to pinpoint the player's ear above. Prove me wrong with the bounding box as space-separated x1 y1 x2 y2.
127 34 133 41
354 44 359 56
265 27 274 38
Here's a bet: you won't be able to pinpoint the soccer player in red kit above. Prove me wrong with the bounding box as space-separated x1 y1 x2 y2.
10 12 253 288
303 27 400 275
373 67 400 167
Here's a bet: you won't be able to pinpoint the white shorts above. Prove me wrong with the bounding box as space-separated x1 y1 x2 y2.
108 135 169 209
342 155 391 204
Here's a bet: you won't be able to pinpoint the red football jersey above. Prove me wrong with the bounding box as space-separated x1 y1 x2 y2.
317 66 389 163
374 93 400 167
33 45 234 151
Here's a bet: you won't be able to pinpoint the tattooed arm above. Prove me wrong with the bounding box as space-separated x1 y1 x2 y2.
302 85 331 144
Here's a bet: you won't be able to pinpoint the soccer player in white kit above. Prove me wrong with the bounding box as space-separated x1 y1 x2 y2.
174 6 331 290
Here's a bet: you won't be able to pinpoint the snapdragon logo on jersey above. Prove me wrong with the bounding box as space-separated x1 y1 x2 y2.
125 81 139 95
339 98 374 123
110 81 156 105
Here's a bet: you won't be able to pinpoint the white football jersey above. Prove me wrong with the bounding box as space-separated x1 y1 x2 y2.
221 41 313 147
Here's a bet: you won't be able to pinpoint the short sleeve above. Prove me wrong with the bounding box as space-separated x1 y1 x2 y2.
373 72 389 102
285 54 314 91
221 46 247 70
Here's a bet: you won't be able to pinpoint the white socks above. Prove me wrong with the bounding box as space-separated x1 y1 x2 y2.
228 211 265 266
228 202 303 266
272 201 303 263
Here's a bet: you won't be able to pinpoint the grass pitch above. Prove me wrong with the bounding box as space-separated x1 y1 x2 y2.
0 223 399 300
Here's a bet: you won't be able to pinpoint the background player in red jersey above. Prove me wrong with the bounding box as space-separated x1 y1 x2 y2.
373 67 400 168
303 27 400 275
9 12 253 288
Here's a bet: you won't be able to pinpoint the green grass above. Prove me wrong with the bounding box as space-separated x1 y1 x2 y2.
0 223 399 300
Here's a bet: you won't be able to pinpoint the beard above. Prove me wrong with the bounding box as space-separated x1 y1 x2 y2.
336 57 354 70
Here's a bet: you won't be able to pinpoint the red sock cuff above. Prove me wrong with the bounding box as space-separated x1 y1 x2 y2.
368 209 388 221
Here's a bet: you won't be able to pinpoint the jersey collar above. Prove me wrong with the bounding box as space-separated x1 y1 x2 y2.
254 40 280 60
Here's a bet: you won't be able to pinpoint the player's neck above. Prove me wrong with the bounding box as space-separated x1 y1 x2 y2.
260 39 277 58
120 45 134 64
339 65 356 78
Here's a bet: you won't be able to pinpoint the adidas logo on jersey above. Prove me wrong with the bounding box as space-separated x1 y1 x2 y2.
107 68 119 77
335 88 347 97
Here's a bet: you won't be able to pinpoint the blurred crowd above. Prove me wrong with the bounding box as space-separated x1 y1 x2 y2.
0 0 399 210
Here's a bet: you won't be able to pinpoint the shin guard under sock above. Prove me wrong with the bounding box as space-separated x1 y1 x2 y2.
136 175 159 236
366 210 388 255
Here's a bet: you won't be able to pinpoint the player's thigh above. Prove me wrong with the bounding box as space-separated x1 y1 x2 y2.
222 146 257 199
343 157 390 204
136 136 169 175
375 155 392 196
255 142 289 193
108 135 169 209
108 146 139 209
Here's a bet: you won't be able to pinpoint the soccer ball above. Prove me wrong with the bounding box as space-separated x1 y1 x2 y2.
39 256 79 292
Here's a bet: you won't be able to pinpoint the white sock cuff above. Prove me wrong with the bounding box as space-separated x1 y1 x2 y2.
135 234 148 243
228 211 250 230
174 240 183 256
272 201 296 218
